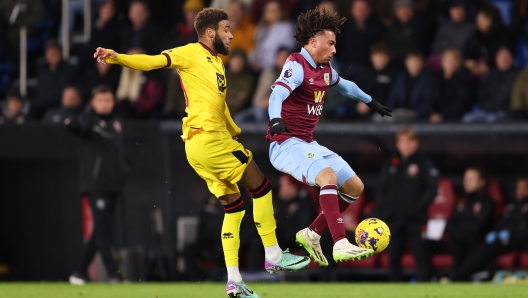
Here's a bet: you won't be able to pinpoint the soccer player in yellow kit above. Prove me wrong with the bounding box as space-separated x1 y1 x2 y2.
93 8 309 298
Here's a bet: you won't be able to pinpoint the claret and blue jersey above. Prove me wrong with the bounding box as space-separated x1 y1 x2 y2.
266 47 373 187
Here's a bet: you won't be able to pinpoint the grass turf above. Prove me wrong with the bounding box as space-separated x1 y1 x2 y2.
0 282 526 298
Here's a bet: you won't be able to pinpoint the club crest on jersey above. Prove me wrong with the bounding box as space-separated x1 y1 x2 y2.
324 73 330 85
306 152 315 158
283 68 293 78
314 91 325 103
216 72 226 92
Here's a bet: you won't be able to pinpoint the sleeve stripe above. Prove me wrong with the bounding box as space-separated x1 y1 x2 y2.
330 76 340 87
272 81 292 93
162 52 171 67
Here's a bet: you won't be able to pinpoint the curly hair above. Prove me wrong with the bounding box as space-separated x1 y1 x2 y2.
293 8 347 46
194 8 228 37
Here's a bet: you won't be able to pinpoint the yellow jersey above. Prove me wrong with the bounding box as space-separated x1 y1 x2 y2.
106 42 241 141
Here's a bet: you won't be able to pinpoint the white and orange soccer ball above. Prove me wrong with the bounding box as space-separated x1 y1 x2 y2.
355 218 391 253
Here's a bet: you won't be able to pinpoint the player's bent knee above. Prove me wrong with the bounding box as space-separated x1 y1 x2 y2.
316 167 337 186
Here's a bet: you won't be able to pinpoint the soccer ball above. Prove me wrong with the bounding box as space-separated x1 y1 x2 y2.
355 218 391 253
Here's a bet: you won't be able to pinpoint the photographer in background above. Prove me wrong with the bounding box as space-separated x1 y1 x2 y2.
66 85 128 285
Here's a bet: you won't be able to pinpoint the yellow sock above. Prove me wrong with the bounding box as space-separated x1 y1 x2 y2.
251 178 278 246
221 201 245 267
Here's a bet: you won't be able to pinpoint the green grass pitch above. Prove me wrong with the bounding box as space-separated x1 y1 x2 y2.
0 282 526 298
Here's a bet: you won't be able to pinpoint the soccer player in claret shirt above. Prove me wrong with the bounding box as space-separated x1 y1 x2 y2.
93 8 309 298
267 8 392 266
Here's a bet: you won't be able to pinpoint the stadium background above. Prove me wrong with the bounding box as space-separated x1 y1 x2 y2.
0 0 528 286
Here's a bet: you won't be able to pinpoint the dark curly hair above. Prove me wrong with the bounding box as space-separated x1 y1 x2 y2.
194 8 228 37
293 8 347 46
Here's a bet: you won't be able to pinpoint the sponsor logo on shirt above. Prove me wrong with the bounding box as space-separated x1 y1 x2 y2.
314 91 325 103
216 72 226 92
307 104 323 116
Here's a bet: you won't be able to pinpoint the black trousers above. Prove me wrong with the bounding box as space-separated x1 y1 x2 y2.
447 238 481 280
77 193 119 277
457 239 528 281
387 220 431 282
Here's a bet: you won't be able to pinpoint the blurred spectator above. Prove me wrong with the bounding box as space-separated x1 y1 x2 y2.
115 49 165 120
463 47 520 123
220 0 256 64
81 0 122 68
383 0 428 65
250 0 297 23
225 48 255 115
457 177 528 281
510 67 528 120
0 93 26 125
316 0 338 14
162 0 202 50
81 60 121 101
237 47 290 122
120 0 160 54
431 0 475 55
43 85 84 124
446 166 495 280
430 48 473 123
210 0 254 10
377 127 438 282
465 4 513 75
354 42 399 119
0 0 45 58
248 1 295 71
376 51 431 123
67 85 127 285
337 0 385 79
33 40 75 118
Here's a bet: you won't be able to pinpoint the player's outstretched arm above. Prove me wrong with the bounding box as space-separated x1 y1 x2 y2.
333 78 392 117
94 47 168 71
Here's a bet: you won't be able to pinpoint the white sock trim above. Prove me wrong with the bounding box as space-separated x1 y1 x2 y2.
227 266 242 282
264 243 282 263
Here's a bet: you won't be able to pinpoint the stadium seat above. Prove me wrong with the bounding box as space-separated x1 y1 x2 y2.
494 252 519 269
379 252 416 269
486 179 505 223
428 178 457 220
489 0 513 26
519 252 528 269
431 254 454 269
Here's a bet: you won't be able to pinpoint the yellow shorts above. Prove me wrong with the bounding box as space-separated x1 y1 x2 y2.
185 130 253 198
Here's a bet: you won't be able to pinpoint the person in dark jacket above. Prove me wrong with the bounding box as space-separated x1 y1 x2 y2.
81 60 121 100
464 4 513 75
376 51 431 122
430 48 473 123
354 42 400 119
430 0 475 56
463 47 520 123
43 85 84 124
457 177 528 281
446 166 495 280
33 40 75 118
383 0 428 65
336 0 386 78
67 85 128 285
120 0 160 54
378 127 438 282
0 92 26 125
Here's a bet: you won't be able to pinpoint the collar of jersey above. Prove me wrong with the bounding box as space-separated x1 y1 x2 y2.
198 42 216 56
300 47 323 69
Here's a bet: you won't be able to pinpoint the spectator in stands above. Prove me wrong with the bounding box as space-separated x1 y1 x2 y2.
465 4 513 75
250 0 296 23
43 85 84 124
33 40 75 118
210 0 253 10
248 0 295 71
81 0 122 68
81 60 121 101
220 0 255 64
383 0 428 65
457 177 528 281
67 85 127 285
376 51 431 123
0 92 26 125
115 49 165 120
225 48 255 115
463 47 520 123
429 0 475 70
354 42 400 119
121 0 160 54
446 166 495 280
337 0 386 79
377 127 438 282
237 47 290 123
162 0 202 51
430 48 473 123
510 67 528 120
